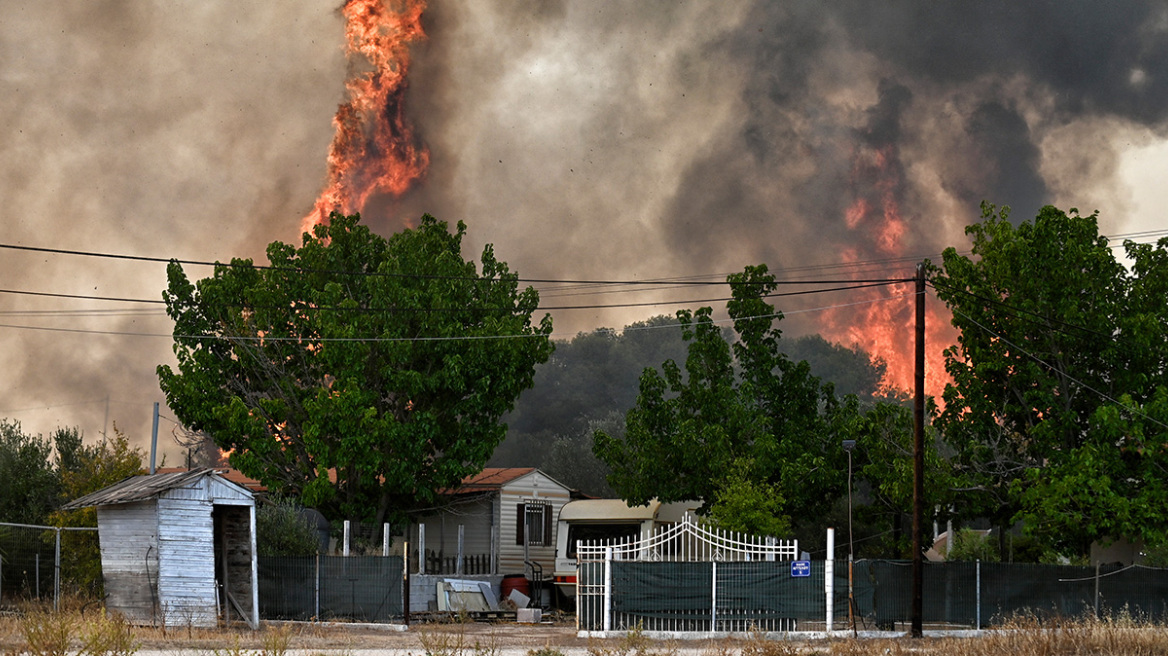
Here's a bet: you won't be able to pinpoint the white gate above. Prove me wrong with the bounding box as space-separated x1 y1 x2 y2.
576 515 800 634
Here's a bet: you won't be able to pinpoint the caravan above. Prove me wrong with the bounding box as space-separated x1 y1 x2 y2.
552 498 700 599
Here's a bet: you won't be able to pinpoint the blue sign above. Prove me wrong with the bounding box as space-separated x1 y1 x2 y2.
790 560 811 577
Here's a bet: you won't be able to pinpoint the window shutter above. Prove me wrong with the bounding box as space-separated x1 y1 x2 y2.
543 504 553 545
516 503 525 545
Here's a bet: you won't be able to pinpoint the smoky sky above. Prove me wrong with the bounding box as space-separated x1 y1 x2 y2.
2 1 1167 454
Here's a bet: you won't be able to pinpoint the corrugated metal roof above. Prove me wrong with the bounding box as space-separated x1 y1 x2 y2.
60 468 250 510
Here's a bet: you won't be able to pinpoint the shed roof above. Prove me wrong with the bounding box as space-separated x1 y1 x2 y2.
60 468 253 510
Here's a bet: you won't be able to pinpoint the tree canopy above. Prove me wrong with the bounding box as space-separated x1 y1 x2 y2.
158 212 553 525
932 203 1168 554
593 265 857 531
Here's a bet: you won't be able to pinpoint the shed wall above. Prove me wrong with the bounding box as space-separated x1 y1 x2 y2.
97 502 160 625
157 497 217 627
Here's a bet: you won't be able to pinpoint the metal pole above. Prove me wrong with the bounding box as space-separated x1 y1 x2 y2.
603 547 612 633
710 561 718 632
911 261 926 638
403 540 410 626
314 553 320 621
382 523 390 557
825 528 834 632
149 402 159 475
976 559 981 630
343 520 350 557
54 528 60 612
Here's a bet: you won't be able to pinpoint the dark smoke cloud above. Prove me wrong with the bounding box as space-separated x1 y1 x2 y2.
2 1 1167 453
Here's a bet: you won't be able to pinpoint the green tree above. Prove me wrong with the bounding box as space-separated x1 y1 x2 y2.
932 203 1168 555
49 426 144 595
0 419 60 525
593 265 854 528
158 212 553 526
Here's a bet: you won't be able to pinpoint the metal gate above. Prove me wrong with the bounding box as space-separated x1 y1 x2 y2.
577 515 799 634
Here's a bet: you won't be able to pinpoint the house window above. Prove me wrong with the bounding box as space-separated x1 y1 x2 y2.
516 501 552 546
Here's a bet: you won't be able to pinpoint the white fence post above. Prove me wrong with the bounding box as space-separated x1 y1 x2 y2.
418 525 426 574
457 525 465 576
603 546 613 632
826 527 835 631
383 523 390 557
343 520 350 556
710 561 718 631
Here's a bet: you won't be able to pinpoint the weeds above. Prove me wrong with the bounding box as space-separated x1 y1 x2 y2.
78 611 139 656
18 610 72 656
586 624 677 656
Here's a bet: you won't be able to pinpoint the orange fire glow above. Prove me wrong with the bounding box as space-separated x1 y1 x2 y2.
817 144 953 399
302 0 430 233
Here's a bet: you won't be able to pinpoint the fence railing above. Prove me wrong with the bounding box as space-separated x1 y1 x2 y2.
424 552 492 576
0 522 99 610
257 555 404 622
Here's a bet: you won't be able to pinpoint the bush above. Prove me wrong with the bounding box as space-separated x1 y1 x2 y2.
256 495 321 556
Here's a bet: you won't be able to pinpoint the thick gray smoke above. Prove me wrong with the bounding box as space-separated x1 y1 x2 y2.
1 1 1167 453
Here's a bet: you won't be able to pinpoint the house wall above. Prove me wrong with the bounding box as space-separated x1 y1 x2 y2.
414 496 494 571
156 496 217 627
97 502 160 625
498 472 571 575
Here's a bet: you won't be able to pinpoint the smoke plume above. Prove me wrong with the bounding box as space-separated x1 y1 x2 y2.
2 1 1167 453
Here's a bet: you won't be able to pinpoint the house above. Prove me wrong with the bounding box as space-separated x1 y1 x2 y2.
61 469 259 629
411 468 572 578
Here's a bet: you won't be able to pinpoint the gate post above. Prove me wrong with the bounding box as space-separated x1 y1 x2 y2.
710 561 718 632
603 547 613 632
826 528 834 631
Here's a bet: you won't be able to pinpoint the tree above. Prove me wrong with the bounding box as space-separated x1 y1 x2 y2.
931 203 1168 555
49 426 144 595
593 265 855 528
158 212 553 526
0 419 60 525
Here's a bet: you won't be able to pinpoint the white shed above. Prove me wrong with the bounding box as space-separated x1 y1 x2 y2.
62 469 258 629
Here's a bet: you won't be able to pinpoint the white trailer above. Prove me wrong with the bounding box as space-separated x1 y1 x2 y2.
553 498 699 598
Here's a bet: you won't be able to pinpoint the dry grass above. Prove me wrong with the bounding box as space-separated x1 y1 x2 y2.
1 604 1168 655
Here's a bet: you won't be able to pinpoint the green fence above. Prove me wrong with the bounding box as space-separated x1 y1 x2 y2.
258 555 404 622
579 559 1168 632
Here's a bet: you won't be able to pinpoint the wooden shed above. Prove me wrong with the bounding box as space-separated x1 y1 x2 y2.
62 469 258 629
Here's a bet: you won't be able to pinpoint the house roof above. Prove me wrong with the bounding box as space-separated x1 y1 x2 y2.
155 466 267 493
446 467 537 494
60 468 253 510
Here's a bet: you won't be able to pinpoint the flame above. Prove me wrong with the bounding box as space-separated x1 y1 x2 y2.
816 143 953 399
302 0 430 233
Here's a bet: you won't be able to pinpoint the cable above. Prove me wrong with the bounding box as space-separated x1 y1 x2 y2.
0 285 918 343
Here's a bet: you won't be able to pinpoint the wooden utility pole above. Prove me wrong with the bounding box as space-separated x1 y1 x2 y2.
911 262 926 637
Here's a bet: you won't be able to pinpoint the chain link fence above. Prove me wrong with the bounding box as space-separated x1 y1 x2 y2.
258 555 404 622
0 522 99 609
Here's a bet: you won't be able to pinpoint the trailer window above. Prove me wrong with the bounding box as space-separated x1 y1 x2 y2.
566 523 641 558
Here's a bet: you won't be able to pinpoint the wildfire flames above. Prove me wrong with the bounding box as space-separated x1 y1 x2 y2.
819 142 953 399
302 0 430 233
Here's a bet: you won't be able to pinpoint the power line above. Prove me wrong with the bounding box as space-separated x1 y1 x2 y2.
0 285 917 343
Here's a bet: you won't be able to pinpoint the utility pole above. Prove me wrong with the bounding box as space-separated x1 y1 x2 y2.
911 262 926 637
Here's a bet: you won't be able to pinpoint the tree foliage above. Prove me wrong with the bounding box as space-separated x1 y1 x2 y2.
593 265 855 527
256 495 322 556
49 426 144 595
158 212 553 525
932 203 1168 554
0 420 60 525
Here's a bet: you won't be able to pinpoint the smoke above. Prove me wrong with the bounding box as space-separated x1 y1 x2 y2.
2 1 1167 450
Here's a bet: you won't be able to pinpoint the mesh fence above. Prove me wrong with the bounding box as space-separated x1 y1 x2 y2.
258 555 404 622
0 524 58 603
580 559 1168 632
